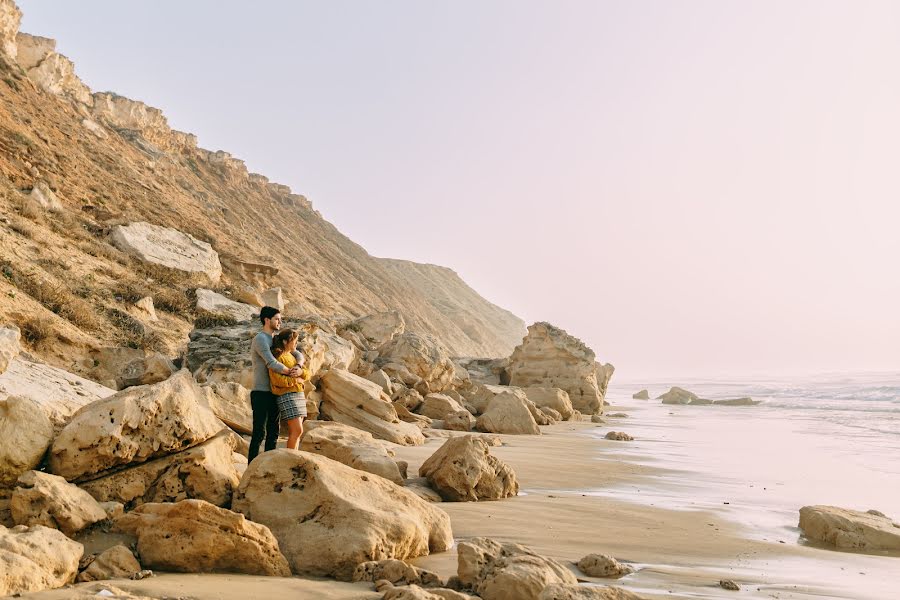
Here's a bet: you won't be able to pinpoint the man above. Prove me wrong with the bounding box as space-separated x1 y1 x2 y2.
248 306 303 462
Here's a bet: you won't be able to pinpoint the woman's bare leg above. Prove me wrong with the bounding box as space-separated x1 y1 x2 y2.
286 417 303 450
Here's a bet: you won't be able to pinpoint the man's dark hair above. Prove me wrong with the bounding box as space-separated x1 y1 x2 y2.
259 306 280 326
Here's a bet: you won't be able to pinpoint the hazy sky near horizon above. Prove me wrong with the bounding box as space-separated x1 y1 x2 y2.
18 1 900 378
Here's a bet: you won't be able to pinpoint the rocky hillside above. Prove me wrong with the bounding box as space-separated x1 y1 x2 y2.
0 0 524 374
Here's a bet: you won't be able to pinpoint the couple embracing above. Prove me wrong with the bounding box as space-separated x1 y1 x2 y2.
247 306 308 462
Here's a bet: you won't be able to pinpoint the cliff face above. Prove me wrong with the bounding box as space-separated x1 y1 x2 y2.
0 0 524 373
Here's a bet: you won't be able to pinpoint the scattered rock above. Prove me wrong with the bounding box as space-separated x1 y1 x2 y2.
113 499 290 576
394 386 424 411
260 287 285 311
27 181 63 212
0 395 53 486
419 435 518 502
195 288 257 322
232 449 453 579
420 393 467 420
576 554 634 578
712 398 759 406
657 387 698 405
133 296 158 322
366 369 394 395
0 326 21 375
300 421 405 484
445 410 476 432
49 370 223 482
590 415 605 424
523 387 574 421
109 222 222 284
604 432 633 442
131 569 154 580
632 390 649 400
0 524 83 596
10 471 106 536
475 393 541 435
539 406 563 423
719 579 740 591
353 558 442 587
798 505 900 552
76 545 141 583
395 401 433 428
376 332 456 393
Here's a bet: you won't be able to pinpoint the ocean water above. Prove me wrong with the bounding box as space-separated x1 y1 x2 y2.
597 372 900 599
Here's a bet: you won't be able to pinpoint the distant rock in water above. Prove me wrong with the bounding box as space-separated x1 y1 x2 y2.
632 389 649 400
658 386 758 407
799 505 900 552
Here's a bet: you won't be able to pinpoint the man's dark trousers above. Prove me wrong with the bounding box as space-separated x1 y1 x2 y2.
248 390 279 462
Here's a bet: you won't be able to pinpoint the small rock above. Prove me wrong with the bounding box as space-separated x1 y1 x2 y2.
605 432 633 441
719 579 740 591
576 553 634 578
131 570 154 580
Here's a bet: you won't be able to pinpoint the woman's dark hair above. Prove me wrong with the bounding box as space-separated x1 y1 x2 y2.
259 306 280 326
271 328 299 357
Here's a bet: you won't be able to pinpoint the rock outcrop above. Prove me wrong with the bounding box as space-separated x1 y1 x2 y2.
657 387 698 404
419 436 518 501
196 289 257 321
604 432 633 442
87 347 176 391
798 505 900 552
508 323 608 415
299 421 405 484
0 395 53 486
10 471 106 536
456 358 511 386
375 332 456 393
476 393 541 435
113 499 290 576
0 325 20 374
232 450 453 579
49 370 223 481
0 524 83 596
340 310 406 350
0 0 22 60
320 369 424 446
109 222 222 284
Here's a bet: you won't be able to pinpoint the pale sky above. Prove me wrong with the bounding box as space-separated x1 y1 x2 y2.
18 1 900 378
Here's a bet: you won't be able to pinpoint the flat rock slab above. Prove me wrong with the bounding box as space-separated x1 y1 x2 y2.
109 221 222 284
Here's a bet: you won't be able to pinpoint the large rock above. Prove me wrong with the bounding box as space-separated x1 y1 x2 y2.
232 449 453 579
113 499 290 576
320 369 424 446
0 396 53 486
352 558 442 587
76 545 141 583
476 393 541 435
375 332 456 393
457 537 578 600
0 524 83 596
0 356 115 429
469 384 527 415
341 310 406 350
540 584 646 600
456 357 510 386
10 471 106 536
49 370 223 482
196 288 257 321
300 421 405 484
576 554 634 578
445 410 476 432
632 390 649 400
87 347 176 390
420 393 467 420
523 387 574 420
657 387 698 405
14 34 93 105
507 323 607 415
419 436 518 501
198 382 253 434
109 221 222 284
0 325 20 375
78 430 240 510
798 505 900 552
0 0 22 59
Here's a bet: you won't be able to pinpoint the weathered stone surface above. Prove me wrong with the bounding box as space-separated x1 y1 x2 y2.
0 356 115 429
539 407 562 423
88 347 176 391
476 393 541 435
376 332 456 393
198 382 253 434
508 323 607 415
260 287 285 311
353 558 442 587
523 387 574 420
76 544 141 583
445 410 475 432
719 580 740 591
394 386 424 411
320 369 424 446
109 221 222 284
10 471 106 536
404 478 443 503
657 387 698 405
113 499 290 576
457 537 578 600
576 554 634 578
342 310 406 350
0 0 22 59
133 296 158 322
0 325 19 375
91 92 173 148
456 358 510 386
594 363 615 401
0 524 83 596
604 432 633 442
300 421 405 484
712 397 760 406
469 384 527 415
27 181 63 212
539 584 646 600
15 34 93 105
78 430 240 510
0 395 53 487
798 505 900 552
632 390 649 400
419 436 518 502
232 450 452 579
379 582 479 600
196 288 257 321
366 369 394 395
420 393 467 420
49 370 223 482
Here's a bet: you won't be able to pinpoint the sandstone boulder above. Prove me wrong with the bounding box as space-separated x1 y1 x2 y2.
109 222 222 284
49 370 223 481
367 369 394 395
0 395 53 486
457 537 578 600
342 310 406 350
196 289 257 322
798 505 900 552
456 357 510 386
395 401 433 428
604 432 633 442
320 369 424 446
260 287 285 311
445 410 476 432
88 347 176 391
76 544 141 583
394 386 424 411
133 296 158 322
0 356 115 429
78 430 240 510
376 332 456 393
0 325 20 374
539 407 562 423
28 181 63 212
419 436 518 501
470 384 528 415
0 524 83 596
576 554 634 578
632 390 649 400
300 421 405 484
523 387 574 420
10 471 106 536
198 382 253 434
476 393 541 435
113 499 290 576
539 584 646 600
420 393 467 420
657 387 698 405
508 323 607 415
352 558 442 587
232 450 453 579
713 397 760 406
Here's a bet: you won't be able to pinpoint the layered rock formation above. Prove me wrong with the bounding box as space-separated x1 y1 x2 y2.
798 505 900 552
